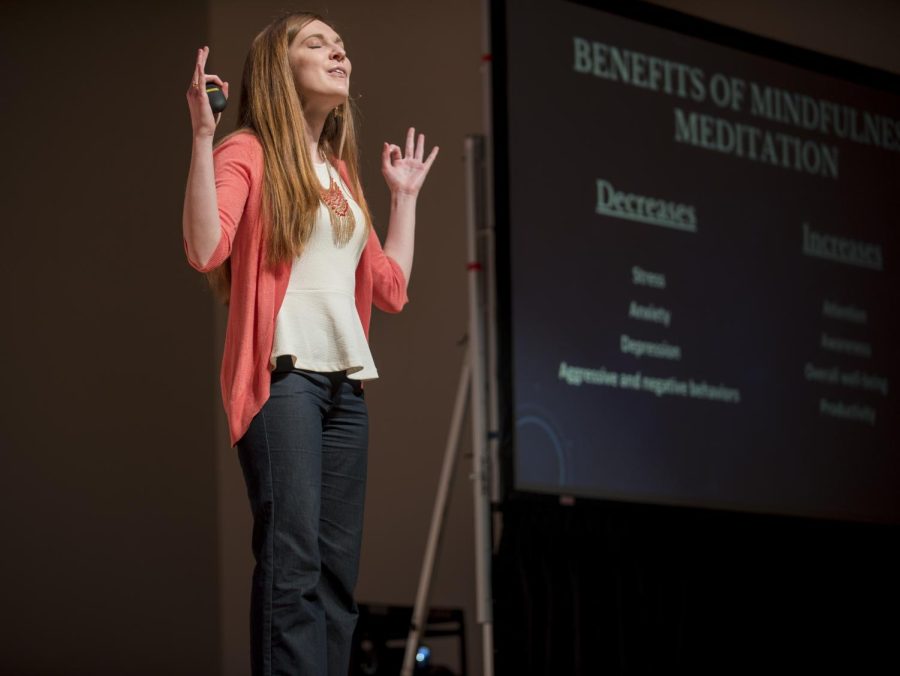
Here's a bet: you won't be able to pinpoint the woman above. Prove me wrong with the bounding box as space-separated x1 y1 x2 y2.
182 11 438 675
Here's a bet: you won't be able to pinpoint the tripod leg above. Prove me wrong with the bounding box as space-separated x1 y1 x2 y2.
401 352 471 676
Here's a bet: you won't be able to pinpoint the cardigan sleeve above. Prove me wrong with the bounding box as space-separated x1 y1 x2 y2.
365 226 410 313
337 160 410 312
183 132 260 273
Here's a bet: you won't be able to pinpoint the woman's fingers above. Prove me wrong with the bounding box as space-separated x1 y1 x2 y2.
383 130 423 164
187 47 223 137
187 45 226 107
423 145 440 171
381 142 393 172
381 134 439 194
188 70 221 99
381 143 402 169
415 133 425 161
190 46 209 86
189 47 204 90
383 131 437 171
405 127 415 158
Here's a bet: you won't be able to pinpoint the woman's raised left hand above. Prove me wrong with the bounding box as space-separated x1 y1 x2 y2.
381 127 439 197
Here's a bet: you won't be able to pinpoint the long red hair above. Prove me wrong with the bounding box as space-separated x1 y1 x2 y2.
206 11 372 305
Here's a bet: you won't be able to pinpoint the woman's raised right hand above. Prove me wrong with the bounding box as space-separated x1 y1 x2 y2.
186 46 228 139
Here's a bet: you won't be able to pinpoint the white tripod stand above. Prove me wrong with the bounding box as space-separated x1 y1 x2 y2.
400 135 498 676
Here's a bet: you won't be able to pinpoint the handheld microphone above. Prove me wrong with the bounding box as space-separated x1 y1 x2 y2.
205 82 227 114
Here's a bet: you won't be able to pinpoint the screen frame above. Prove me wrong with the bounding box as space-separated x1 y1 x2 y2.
490 0 900 519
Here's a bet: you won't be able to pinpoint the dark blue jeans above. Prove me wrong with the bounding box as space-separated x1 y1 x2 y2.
237 360 368 676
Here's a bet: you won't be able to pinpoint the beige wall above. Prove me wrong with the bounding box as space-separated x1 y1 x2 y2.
0 1 221 674
1 1 897 675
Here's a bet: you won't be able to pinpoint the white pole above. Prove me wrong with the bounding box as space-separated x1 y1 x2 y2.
400 355 471 676
478 0 501 670
400 135 494 676
465 135 495 676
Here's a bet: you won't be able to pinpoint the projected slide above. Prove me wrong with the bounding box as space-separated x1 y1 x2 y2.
498 0 900 521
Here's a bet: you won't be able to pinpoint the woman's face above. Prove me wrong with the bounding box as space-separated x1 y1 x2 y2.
289 19 351 111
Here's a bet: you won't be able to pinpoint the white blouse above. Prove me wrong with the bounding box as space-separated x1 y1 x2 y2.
269 159 378 380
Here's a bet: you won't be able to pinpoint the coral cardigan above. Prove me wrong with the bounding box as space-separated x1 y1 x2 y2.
183 131 409 447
